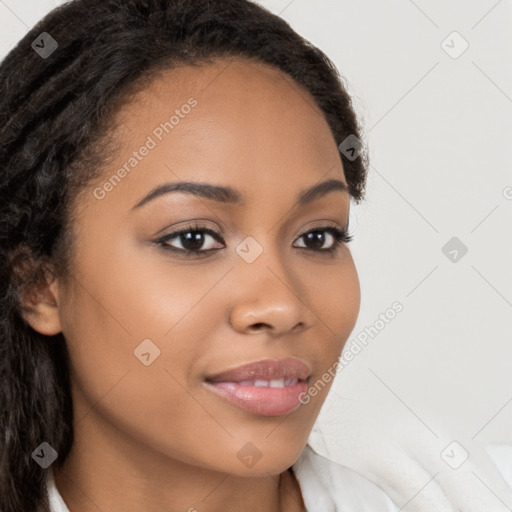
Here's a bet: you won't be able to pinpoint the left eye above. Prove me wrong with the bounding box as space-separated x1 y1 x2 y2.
156 224 352 256
293 227 350 252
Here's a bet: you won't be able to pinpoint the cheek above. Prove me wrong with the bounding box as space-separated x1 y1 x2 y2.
307 250 361 342
303 252 360 387
334 253 361 336
59 234 217 381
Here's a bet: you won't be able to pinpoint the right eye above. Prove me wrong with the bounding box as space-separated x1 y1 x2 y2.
155 224 225 256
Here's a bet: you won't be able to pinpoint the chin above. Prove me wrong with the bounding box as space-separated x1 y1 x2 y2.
219 436 308 477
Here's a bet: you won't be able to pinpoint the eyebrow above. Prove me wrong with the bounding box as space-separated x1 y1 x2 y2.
131 178 349 210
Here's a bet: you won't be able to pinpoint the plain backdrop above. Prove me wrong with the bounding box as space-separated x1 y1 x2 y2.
1 0 511 449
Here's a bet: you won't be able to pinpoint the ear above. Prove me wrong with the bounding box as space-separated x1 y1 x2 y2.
21 276 63 336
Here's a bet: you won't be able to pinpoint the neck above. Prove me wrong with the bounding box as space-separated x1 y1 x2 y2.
53 406 305 512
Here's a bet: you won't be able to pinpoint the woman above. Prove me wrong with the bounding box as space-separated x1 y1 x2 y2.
1 1 510 511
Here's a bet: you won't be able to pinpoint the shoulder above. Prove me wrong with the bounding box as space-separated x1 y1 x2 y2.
291 442 399 512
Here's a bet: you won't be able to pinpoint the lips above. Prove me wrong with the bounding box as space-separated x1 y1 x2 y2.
204 357 311 383
203 357 312 416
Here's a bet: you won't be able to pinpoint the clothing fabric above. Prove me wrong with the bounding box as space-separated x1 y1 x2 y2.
46 441 512 511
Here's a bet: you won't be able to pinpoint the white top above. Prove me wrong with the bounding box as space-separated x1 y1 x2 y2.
46 441 512 511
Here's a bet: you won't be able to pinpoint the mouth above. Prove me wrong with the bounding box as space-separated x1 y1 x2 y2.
203 357 312 417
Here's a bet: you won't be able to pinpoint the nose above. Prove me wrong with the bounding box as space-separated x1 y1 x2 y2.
227 249 314 337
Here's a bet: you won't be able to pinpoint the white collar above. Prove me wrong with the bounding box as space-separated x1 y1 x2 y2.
46 466 70 512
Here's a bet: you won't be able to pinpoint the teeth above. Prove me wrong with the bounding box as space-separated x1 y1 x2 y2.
237 378 298 387
270 378 285 388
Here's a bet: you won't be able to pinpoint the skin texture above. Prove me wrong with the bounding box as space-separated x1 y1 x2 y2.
23 58 361 512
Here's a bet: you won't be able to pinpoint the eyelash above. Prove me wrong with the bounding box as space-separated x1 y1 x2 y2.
154 222 353 258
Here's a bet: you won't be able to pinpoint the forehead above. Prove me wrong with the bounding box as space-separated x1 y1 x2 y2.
84 57 346 211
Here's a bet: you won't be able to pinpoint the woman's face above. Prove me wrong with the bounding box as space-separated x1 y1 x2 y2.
52 58 361 477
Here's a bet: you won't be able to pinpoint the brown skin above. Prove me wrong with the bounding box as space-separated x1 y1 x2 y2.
22 58 361 512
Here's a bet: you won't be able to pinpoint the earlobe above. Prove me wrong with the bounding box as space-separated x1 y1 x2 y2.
21 277 63 336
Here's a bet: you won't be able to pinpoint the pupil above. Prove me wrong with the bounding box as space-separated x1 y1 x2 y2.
182 231 204 251
306 231 324 250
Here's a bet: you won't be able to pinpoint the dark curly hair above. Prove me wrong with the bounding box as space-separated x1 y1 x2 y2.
0 0 369 510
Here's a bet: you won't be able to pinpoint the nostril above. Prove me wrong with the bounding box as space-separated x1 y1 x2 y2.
252 323 266 329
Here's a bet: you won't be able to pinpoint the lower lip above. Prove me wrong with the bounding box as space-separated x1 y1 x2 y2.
204 380 309 416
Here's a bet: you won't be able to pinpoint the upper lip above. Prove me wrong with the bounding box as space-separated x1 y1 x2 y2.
205 357 312 383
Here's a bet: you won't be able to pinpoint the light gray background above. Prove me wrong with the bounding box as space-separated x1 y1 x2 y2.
1 0 511 446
